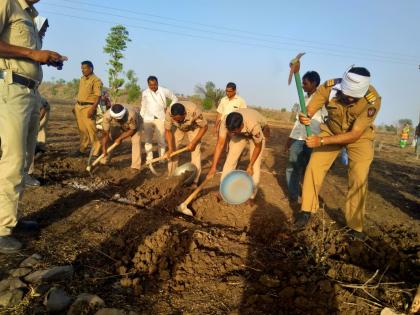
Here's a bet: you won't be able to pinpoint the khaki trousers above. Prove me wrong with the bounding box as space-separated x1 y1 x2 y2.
221 137 265 199
0 81 40 236
27 110 50 175
106 127 142 169
301 135 374 232
168 128 201 184
74 103 101 155
144 119 166 160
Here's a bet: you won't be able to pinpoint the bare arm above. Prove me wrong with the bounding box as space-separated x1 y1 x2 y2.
247 141 263 175
206 135 227 178
214 113 222 134
102 130 110 156
0 41 67 66
165 129 174 156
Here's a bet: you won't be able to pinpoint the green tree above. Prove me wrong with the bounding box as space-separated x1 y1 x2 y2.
125 69 141 103
398 118 413 127
194 81 224 109
103 25 131 101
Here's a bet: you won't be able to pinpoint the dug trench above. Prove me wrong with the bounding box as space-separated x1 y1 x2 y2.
1 104 419 314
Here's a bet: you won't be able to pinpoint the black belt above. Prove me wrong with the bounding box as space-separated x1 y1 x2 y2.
0 71 39 89
77 101 94 105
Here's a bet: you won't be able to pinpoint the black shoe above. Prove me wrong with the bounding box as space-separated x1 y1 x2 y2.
0 236 22 254
15 220 39 232
293 211 311 229
347 229 367 241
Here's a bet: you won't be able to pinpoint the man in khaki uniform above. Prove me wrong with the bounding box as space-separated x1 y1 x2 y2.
295 67 381 238
73 60 102 157
214 82 247 133
0 0 66 253
101 104 142 170
207 108 270 200
25 96 50 184
164 101 208 185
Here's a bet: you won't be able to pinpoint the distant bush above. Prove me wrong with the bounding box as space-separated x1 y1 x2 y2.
281 108 286 112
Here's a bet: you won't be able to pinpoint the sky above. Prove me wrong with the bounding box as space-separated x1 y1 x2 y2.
36 0 420 125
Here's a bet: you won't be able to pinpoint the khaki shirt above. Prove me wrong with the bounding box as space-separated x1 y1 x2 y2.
77 74 103 103
307 80 381 140
164 100 208 132
217 95 247 118
0 0 42 82
219 108 267 144
102 108 140 132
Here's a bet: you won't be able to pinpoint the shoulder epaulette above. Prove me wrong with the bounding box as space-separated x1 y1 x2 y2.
365 90 377 104
325 78 342 87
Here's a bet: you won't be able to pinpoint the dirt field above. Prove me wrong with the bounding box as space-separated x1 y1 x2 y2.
1 103 419 314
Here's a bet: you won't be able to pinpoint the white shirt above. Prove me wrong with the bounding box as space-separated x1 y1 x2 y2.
289 95 328 140
217 95 247 118
140 86 178 121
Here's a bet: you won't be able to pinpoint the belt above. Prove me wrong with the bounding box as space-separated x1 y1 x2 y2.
0 70 39 89
77 101 94 105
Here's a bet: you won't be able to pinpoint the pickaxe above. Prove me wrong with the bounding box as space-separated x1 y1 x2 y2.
288 53 312 136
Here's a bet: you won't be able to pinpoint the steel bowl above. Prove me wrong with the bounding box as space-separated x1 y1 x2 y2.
173 162 197 185
220 170 254 205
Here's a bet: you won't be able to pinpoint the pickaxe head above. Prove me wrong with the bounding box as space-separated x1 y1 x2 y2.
288 52 305 85
176 203 194 216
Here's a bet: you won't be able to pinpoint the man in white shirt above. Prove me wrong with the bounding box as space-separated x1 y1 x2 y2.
140 76 178 161
285 71 327 202
214 82 247 134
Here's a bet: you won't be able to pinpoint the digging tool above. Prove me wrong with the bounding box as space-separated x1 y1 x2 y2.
176 178 210 216
86 142 119 172
145 146 189 175
288 52 312 136
86 147 95 174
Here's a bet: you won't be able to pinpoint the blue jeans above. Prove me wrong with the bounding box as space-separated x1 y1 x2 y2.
285 139 312 201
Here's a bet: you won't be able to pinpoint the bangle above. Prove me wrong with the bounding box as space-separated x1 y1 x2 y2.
320 137 324 146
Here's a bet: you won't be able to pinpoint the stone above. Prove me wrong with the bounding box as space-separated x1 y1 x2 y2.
409 284 420 314
9 278 27 290
0 279 11 293
9 267 32 278
44 287 72 312
24 265 74 283
258 274 281 288
20 254 42 268
0 289 24 308
95 308 126 315
67 293 105 315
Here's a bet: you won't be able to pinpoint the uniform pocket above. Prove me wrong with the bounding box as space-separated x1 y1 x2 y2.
10 21 36 48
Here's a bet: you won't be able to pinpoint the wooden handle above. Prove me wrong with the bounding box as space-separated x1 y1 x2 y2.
90 142 119 168
181 178 210 206
145 146 188 166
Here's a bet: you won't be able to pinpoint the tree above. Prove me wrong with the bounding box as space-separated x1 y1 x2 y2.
194 81 225 109
125 70 141 103
398 118 413 127
103 25 131 101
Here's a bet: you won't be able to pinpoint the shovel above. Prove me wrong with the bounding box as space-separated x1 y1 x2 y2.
288 52 312 136
86 142 119 172
145 146 189 175
176 178 209 216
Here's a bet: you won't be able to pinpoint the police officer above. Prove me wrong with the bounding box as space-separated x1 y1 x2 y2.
207 108 270 201
294 66 381 239
164 101 208 185
101 104 142 170
73 60 102 157
0 0 67 253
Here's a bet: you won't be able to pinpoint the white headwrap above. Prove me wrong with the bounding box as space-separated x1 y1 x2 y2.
338 66 370 98
110 106 127 120
34 16 48 33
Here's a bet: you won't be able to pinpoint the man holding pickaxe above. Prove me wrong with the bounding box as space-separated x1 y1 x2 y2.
291 58 381 239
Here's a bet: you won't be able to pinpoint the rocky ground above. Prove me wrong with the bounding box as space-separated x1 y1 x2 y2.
0 104 419 314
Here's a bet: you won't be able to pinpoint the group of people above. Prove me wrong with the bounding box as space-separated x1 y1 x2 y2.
0 0 383 255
